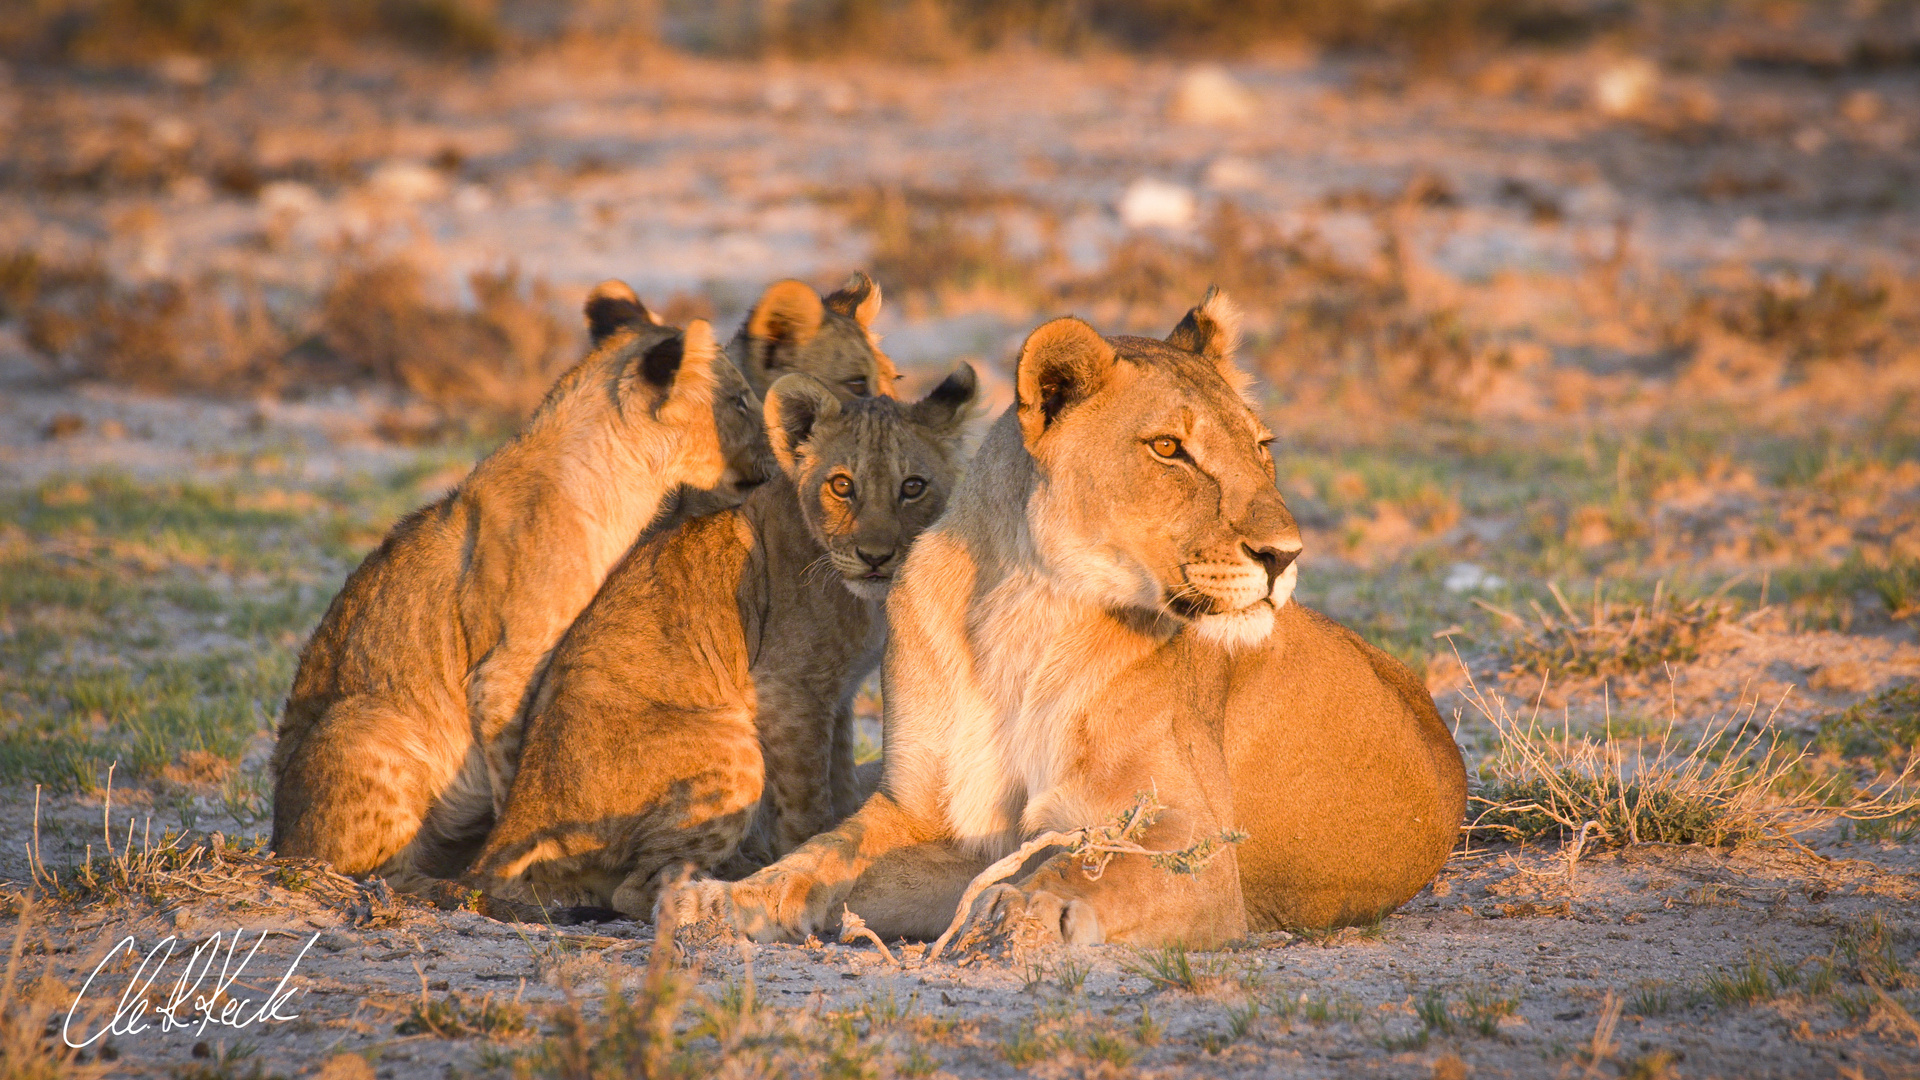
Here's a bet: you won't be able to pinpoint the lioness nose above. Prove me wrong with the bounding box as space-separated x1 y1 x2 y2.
856 547 895 570
1243 542 1301 590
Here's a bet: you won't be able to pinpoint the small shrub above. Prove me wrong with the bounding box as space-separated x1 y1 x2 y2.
1085 1031 1134 1067
1814 681 1920 775
1629 980 1675 1017
999 1021 1053 1066
1124 942 1225 993
1835 914 1917 990
1704 953 1776 1008
395 992 530 1039
1133 1004 1162 1046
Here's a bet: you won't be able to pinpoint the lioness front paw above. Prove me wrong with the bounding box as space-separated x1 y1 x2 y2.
953 884 1103 955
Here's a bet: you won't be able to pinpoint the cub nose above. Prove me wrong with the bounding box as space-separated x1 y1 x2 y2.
856 546 895 571
1243 542 1301 590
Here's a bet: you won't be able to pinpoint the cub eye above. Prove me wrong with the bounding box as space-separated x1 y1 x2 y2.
900 476 927 500
735 394 754 415
828 475 854 499
1149 436 1182 459
844 377 869 397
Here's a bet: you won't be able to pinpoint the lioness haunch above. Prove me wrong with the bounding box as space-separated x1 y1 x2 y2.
670 289 1468 947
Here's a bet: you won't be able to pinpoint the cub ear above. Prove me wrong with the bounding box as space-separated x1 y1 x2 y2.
585 279 661 345
823 271 883 329
1165 285 1253 397
909 362 978 436
640 319 719 398
764 372 841 477
746 280 826 347
1015 317 1116 450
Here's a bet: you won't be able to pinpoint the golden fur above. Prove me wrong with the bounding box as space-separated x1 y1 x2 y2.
462 367 977 919
670 291 1467 946
270 284 769 891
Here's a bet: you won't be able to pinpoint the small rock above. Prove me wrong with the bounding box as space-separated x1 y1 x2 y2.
1203 155 1262 191
1119 178 1196 230
1443 563 1504 594
1169 65 1257 125
154 54 212 89
1594 57 1658 118
42 413 85 440
368 161 448 204
315 1054 375 1080
1840 89 1884 125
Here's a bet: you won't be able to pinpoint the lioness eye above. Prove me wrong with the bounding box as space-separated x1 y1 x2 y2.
844 377 869 397
1149 436 1182 458
829 475 854 499
900 476 926 500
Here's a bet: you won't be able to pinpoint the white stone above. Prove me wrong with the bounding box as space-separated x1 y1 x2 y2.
369 161 448 204
1204 155 1263 191
1119 178 1196 230
1444 563 1504 594
1170 65 1256 126
1594 57 1658 118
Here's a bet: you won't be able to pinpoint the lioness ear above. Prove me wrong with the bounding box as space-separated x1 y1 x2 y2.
585 279 661 345
823 271 882 329
746 280 826 347
1015 317 1116 449
1166 285 1253 397
765 372 841 477
908 362 978 436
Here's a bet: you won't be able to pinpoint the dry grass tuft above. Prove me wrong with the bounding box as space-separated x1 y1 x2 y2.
0 907 103 1080
24 774 401 924
1462 670 1920 850
1488 582 1732 681
313 259 577 424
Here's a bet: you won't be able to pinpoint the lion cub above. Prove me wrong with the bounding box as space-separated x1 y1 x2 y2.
465 365 977 919
477 272 902 812
271 285 770 893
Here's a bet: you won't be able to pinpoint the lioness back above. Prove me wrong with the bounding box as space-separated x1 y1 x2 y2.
271 287 768 890
465 366 977 920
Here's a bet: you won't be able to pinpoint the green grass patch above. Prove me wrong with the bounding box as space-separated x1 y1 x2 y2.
1814 681 1920 775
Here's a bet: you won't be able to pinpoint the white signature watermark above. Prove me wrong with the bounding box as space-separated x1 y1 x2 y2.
62 929 318 1047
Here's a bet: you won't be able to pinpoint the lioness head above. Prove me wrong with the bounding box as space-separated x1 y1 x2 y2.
584 281 772 500
731 273 900 402
1013 289 1302 650
766 365 978 600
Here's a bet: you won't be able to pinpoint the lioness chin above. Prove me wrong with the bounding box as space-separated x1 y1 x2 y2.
462 366 977 920
670 289 1468 948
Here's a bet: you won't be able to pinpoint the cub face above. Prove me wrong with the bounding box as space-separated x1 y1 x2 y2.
1014 290 1303 650
766 366 978 600
734 272 900 402
585 280 774 504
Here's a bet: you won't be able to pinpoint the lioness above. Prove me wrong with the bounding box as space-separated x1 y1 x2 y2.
672 291 1468 946
271 284 770 891
464 365 978 919
477 272 901 812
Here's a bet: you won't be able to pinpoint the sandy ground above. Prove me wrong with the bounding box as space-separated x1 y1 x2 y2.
3 37 1919 1080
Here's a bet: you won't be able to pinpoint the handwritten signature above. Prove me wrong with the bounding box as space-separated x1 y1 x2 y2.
63 929 318 1047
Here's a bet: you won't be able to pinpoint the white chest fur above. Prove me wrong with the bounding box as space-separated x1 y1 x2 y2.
937 571 1150 857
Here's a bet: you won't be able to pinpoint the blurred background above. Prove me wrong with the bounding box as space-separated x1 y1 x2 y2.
1 1 1917 809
